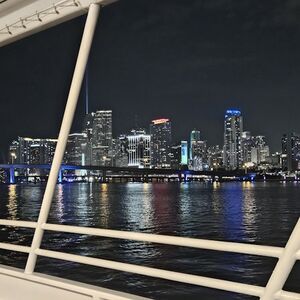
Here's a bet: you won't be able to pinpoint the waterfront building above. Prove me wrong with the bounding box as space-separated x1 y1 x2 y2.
29 140 44 164
127 129 151 168
189 130 207 171
9 137 57 165
110 138 117 167
114 134 128 167
181 141 188 165
9 140 19 164
150 118 172 168
82 112 95 166
189 130 201 159
241 131 252 163
223 109 243 170
252 135 270 164
242 132 270 166
265 152 282 169
66 133 88 166
14 137 31 164
91 110 113 166
207 145 223 170
282 133 300 172
170 144 181 169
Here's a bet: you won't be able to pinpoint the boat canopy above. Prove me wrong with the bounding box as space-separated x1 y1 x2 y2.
0 0 117 47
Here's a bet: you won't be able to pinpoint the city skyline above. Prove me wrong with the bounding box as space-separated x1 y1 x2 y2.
1 0 300 159
4 107 296 155
0 2 300 299
8 108 300 172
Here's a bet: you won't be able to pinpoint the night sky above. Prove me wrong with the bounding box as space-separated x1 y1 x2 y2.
1 0 300 161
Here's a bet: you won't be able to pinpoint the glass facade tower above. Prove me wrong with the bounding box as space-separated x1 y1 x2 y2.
150 119 172 168
91 110 113 166
223 109 243 170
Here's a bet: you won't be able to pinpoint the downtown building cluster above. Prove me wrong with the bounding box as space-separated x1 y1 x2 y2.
8 109 300 172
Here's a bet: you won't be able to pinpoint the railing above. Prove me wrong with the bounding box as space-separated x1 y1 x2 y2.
0 218 300 300
1 2 300 299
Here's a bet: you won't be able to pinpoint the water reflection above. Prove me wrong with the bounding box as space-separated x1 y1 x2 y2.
221 184 244 240
98 183 110 228
52 184 64 223
242 183 258 242
7 185 17 220
213 181 221 189
121 183 160 261
141 184 154 232
0 182 299 299
151 183 179 234
178 184 192 227
74 183 92 227
20 185 43 220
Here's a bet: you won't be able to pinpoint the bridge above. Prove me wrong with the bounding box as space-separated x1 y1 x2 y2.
0 164 247 184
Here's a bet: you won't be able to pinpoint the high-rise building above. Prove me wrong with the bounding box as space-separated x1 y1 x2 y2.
181 141 188 165
9 137 57 165
66 133 88 166
282 133 300 172
91 110 113 166
114 134 128 167
9 140 19 164
265 152 281 169
241 131 252 164
207 145 223 170
189 130 207 171
82 112 95 166
252 135 270 164
127 129 151 168
223 109 243 170
242 132 270 166
150 118 172 168
170 144 181 169
190 130 201 159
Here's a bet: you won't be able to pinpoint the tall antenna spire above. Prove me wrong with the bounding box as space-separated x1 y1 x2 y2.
85 64 89 115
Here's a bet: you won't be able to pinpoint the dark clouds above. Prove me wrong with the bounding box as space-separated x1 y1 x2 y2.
1 0 300 160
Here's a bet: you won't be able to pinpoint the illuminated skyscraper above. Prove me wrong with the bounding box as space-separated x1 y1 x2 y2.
241 131 252 164
189 130 207 170
91 110 112 166
9 137 57 165
9 140 19 164
181 141 188 165
170 144 181 169
282 133 300 172
82 112 95 165
190 130 201 159
242 132 270 166
114 134 128 167
252 135 270 164
127 129 151 168
207 145 223 170
66 133 88 166
150 118 172 168
223 109 243 170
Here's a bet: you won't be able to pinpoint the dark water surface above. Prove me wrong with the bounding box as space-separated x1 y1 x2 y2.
0 182 299 299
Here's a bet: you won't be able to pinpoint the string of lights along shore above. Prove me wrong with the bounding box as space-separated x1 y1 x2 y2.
8 109 300 173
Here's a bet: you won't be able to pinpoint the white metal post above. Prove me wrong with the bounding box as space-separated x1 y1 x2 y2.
260 218 300 300
25 3 100 274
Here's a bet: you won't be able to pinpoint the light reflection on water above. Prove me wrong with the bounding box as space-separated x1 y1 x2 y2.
7 185 17 220
0 182 299 299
